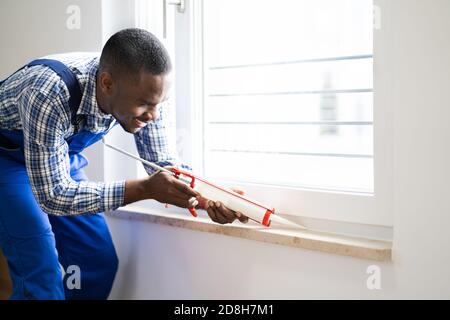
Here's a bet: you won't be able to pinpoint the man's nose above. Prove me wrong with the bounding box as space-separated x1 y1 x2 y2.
149 108 159 121
140 110 159 122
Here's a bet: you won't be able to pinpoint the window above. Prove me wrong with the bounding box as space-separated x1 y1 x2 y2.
202 0 374 193
131 0 393 227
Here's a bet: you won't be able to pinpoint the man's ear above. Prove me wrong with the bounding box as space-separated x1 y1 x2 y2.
99 71 114 94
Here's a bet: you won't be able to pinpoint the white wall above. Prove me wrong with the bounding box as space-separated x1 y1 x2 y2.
107 217 396 299
390 0 450 297
0 0 102 78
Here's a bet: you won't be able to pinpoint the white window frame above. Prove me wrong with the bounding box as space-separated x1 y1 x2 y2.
171 0 393 227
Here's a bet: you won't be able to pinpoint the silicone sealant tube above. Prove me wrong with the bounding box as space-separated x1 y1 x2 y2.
192 178 274 227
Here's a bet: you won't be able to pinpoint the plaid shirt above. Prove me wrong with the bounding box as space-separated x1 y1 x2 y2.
0 52 188 216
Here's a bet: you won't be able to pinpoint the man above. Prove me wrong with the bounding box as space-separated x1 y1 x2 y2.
0 28 247 300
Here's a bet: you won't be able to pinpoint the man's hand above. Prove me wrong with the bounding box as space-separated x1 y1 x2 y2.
146 170 200 208
124 166 248 224
197 187 249 225
124 170 199 208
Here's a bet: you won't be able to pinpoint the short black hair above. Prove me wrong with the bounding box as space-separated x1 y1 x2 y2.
99 28 172 77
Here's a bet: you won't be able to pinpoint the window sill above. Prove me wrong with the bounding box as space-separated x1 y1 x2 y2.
107 205 392 262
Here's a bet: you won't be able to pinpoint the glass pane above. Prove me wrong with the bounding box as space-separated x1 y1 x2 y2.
206 124 373 155
207 58 373 95
205 151 373 193
207 92 373 123
203 0 374 192
204 0 373 66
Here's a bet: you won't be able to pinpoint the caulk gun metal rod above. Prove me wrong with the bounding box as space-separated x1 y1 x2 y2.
101 138 192 184
102 138 170 173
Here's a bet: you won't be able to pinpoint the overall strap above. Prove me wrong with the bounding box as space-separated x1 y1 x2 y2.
0 59 82 112
0 59 83 150
26 59 82 112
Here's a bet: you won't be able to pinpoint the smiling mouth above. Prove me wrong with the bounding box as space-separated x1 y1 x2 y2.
133 118 148 128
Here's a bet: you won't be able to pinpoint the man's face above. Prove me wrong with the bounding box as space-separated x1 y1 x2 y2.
101 70 170 134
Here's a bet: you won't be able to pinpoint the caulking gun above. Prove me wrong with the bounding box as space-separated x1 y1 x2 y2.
102 139 305 229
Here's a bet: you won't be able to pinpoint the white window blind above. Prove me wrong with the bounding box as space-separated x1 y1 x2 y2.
202 0 374 193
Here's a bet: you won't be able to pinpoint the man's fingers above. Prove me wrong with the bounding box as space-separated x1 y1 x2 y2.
214 201 237 223
206 206 219 223
166 194 198 208
207 201 238 224
206 200 230 224
211 208 230 224
169 197 194 209
232 210 249 223
169 185 194 201
202 200 248 225
237 213 249 223
172 179 199 198
215 209 232 224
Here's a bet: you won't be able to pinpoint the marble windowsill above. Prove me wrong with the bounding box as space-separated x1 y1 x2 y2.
107 205 392 262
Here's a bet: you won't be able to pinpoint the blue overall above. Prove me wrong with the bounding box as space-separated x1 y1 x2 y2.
0 60 118 299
